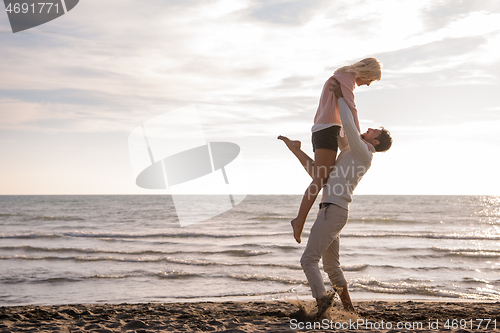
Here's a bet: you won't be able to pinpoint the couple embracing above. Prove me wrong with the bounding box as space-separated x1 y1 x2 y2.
278 58 392 317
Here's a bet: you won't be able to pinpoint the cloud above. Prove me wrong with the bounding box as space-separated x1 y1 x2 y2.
370 7 500 87
0 97 143 133
0 0 337 136
371 36 500 87
421 0 500 32
0 88 108 106
377 36 486 71
248 0 326 25
351 82 500 133
1 0 498 112
1 0 500 195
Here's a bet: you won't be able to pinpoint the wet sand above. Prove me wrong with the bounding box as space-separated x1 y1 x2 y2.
1 300 499 332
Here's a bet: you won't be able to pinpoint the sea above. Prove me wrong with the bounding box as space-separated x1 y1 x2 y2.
1 195 499 306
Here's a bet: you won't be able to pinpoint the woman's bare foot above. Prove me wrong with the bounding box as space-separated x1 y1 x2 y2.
277 135 301 152
290 217 305 244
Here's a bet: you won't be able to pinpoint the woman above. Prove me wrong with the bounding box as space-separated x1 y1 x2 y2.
279 57 382 244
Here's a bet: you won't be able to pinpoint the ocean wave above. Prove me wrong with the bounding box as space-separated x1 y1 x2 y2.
431 247 500 256
462 277 496 285
348 218 422 224
0 245 174 255
412 253 500 260
415 266 462 271
237 243 299 252
0 231 289 240
342 263 462 272
426 247 500 259
350 278 500 300
4 252 480 272
27 215 85 221
226 273 306 285
432 246 500 253
0 233 59 239
344 263 468 272
156 270 200 279
249 215 293 221
207 250 271 257
6 231 497 241
0 246 270 257
62 231 289 239
161 257 303 270
0 254 303 270
0 254 370 272
0 255 171 263
167 289 297 300
342 264 369 271
342 232 500 241
1 270 201 284
0 269 302 286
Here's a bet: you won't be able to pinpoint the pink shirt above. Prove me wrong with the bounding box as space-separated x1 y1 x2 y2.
312 71 360 132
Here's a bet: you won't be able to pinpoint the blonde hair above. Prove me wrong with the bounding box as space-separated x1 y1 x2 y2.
336 57 382 81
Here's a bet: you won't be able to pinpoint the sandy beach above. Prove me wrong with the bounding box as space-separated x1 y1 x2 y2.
1 300 499 332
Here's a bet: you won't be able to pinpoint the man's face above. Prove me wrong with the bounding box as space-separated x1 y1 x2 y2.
362 128 382 143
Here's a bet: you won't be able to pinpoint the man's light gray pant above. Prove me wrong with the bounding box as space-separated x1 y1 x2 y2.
300 204 348 299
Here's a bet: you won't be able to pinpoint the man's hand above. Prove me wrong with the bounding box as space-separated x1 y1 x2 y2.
330 78 343 99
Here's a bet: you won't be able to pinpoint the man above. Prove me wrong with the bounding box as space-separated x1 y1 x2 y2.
278 80 392 316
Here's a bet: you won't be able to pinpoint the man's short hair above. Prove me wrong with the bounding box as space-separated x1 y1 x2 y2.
375 127 392 152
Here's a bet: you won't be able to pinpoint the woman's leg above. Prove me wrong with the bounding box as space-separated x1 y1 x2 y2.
291 148 337 243
277 136 315 177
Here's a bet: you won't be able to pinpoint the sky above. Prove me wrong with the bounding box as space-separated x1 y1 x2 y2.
1 0 499 195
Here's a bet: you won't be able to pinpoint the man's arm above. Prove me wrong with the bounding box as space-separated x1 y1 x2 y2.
337 133 348 151
333 72 361 132
330 79 348 151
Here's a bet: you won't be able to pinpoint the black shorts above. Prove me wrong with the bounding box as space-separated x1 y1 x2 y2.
312 125 341 152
